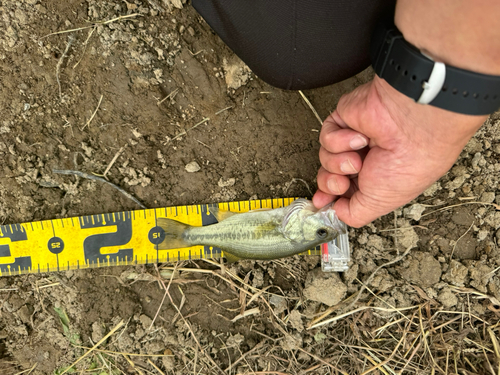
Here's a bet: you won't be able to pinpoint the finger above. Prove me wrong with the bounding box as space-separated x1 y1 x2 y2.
320 126 369 153
312 189 336 209
334 193 386 228
323 110 348 130
319 148 362 175
316 167 351 195
335 83 372 133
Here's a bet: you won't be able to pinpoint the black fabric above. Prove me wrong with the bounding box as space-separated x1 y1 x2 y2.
193 0 395 90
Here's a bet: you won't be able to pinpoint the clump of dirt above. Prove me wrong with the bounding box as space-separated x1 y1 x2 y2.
1 1 500 374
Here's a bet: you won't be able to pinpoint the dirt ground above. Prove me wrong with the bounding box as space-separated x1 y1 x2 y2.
1 1 500 374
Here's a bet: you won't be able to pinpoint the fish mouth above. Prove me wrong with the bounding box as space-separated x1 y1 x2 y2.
317 203 347 235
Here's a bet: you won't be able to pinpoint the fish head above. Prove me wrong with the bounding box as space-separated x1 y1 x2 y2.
281 199 346 245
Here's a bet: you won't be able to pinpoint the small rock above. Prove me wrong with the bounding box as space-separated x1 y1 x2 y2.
223 57 251 90
17 305 31 324
485 211 500 229
226 333 244 348
251 268 264 288
132 128 143 138
269 295 287 315
218 177 235 188
404 203 426 221
288 310 304 332
303 268 347 306
139 314 153 329
92 321 105 343
185 161 200 173
445 175 467 191
401 252 441 288
438 289 458 308
397 219 420 249
366 235 384 251
423 182 441 197
281 333 302 351
480 192 496 203
470 264 493 293
451 165 468 177
464 137 483 154
443 260 469 286
477 229 489 241
162 349 175 371
169 0 184 9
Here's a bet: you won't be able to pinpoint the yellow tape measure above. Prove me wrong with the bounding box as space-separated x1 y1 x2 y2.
0 198 321 277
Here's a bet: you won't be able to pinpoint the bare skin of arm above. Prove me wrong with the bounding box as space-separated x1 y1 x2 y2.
313 0 500 228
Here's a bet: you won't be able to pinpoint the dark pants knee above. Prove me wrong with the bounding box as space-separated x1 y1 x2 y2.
193 0 395 90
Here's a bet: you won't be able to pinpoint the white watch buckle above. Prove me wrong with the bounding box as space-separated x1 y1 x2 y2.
417 59 446 105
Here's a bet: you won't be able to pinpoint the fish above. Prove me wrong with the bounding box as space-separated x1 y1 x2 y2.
157 199 346 261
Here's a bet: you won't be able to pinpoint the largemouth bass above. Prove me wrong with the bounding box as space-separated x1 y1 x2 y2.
157 199 346 261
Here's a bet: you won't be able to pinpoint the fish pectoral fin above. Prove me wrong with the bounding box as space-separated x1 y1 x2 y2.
209 207 239 223
157 218 191 250
223 251 241 263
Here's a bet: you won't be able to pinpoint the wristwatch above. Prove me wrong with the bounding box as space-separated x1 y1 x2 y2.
370 23 500 115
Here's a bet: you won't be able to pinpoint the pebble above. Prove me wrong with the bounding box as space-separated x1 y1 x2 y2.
303 268 347 306
218 177 235 187
480 192 496 203
401 252 441 288
185 161 200 172
438 289 458 308
404 203 426 221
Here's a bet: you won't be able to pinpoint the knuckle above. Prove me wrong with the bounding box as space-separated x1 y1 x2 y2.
320 130 336 150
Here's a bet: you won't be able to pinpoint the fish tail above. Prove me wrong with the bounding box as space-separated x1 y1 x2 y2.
157 218 191 250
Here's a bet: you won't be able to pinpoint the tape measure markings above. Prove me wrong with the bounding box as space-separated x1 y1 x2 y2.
0 198 319 277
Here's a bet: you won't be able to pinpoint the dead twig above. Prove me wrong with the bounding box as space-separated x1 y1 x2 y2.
102 145 127 179
298 90 323 126
41 13 141 39
59 320 125 375
450 221 474 260
56 35 74 101
421 202 500 218
284 178 313 197
81 94 103 130
157 88 179 106
52 169 146 208
73 27 96 69
149 263 178 330
169 117 210 142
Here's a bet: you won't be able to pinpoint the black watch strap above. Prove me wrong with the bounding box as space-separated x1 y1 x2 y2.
370 24 500 115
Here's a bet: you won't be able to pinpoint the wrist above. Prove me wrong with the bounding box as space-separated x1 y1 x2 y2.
373 75 486 151
395 0 500 76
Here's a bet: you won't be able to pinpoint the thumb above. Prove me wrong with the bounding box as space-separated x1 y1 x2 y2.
333 194 381 228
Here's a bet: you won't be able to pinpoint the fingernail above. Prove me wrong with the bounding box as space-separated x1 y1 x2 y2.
341 159 358 174
327 178 340 195
350 135 367 150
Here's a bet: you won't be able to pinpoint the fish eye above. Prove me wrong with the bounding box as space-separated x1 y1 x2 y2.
316 228 328 239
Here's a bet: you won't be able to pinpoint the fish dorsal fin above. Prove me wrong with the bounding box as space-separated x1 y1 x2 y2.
209 207 239 223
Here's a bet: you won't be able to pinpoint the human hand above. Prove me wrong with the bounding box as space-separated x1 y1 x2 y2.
312 76 487 227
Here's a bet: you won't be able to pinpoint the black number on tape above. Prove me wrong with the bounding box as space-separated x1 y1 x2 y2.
48 237 64 254
148 226 165 244
81 213 133 264
0 225 32 273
